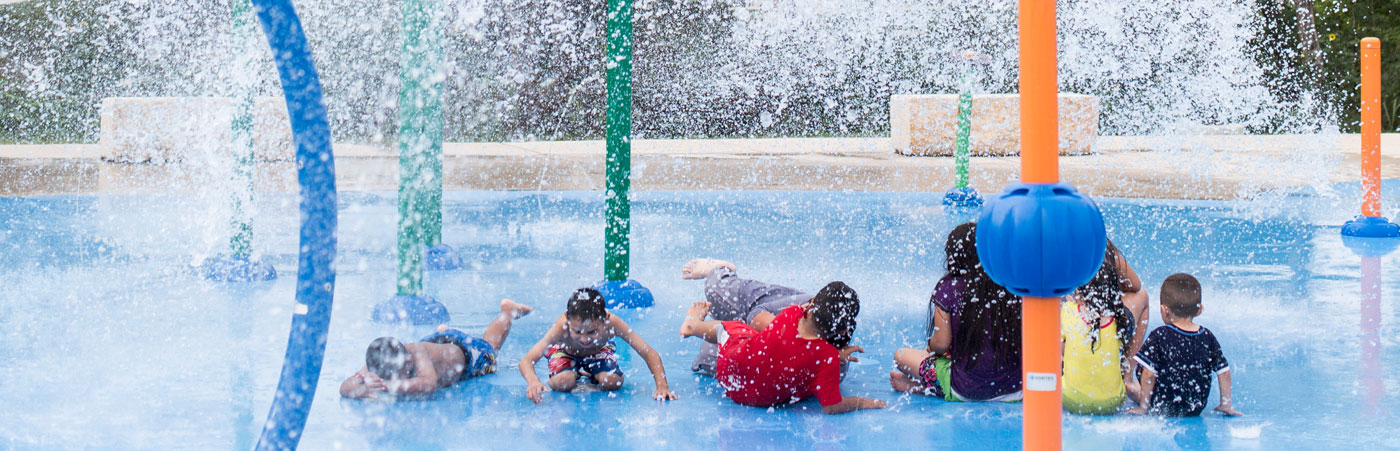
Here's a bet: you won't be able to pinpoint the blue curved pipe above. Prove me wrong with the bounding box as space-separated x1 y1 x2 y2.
249 1 338 449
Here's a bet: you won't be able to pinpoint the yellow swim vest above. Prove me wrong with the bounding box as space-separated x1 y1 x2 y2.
1060 301 1126 414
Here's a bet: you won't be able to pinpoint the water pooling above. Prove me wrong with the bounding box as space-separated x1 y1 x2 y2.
1 188 1397 449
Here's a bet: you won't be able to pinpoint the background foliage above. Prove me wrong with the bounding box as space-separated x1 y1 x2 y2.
0 0 1390 143
1315 0 1400 131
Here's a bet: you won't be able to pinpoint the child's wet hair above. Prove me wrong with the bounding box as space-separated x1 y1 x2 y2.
944 222 978 277
1160 273 1203 318
1074 240 1132 353
566 287 608 321
366 336 414 379
936 222 1023 369
810 281 860 348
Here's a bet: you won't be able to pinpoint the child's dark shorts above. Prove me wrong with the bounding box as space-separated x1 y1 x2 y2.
918 354 960 401
547 341 620 384
420 328 498 382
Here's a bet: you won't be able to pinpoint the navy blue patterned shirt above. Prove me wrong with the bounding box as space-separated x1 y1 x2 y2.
1133 324 1230 416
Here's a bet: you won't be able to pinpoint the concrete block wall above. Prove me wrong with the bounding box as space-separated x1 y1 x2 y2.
891 93 1099 156
99 97 294 163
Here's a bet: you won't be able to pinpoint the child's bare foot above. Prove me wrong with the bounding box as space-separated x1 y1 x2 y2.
501 298 534 319
680 258 734 279
889 370 922 393
679 301 712 337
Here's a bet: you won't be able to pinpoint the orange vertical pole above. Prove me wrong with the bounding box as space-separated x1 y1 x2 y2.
1019 0 1061 450
1361 38 1381 217
1020 0 1058 185
1022 295 1060 450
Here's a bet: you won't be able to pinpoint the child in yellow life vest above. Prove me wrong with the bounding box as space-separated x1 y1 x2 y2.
1061 242 1135 414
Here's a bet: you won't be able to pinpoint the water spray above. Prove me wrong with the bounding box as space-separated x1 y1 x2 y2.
943 50 990 209
197 0 278 282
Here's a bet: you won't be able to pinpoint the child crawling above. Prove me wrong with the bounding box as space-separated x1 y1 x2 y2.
340 299 534 399
519 288 678 403
679 282 886 415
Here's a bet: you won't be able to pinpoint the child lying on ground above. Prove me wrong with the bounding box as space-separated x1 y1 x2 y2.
680 282 884 415
340 299 533 399
519 288 677 403
1128 273 1242 416
680 257 850 376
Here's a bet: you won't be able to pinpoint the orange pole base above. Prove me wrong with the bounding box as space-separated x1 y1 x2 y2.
1023 296 1062 451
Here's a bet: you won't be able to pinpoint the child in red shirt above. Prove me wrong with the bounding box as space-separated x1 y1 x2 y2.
680 282 886 414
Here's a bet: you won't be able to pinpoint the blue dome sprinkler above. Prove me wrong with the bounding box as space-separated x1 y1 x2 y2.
372 294 451 325
976 183 1106 297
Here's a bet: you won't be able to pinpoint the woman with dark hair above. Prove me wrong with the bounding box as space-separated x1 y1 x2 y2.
890 222 1025 401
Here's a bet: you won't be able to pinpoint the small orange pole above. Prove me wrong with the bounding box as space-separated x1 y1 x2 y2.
1019 0 1061 450
1361 38 1381 218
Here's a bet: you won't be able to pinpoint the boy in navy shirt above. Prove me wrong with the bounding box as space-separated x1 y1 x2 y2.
1128 273 1242 416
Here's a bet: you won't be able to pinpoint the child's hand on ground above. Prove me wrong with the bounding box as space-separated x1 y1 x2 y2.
653 387 679 401
1214 404 1243 416
838 346 865 363
364 374 386 393
1126 406 1148 415
526 383 548 404
862 397 888 410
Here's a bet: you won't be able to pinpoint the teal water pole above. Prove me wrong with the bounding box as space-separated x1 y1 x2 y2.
602 0 635 281
373 0 451 324
395 0 444 296
230 0 257 258
603 0 633 282
953 66 974 189
594 0 652 308
942 53 984 209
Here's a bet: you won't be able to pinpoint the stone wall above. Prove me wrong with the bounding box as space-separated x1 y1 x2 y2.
99 97 294 163
891 93 1099 156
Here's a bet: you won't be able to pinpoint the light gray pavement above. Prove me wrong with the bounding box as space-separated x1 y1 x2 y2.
3 134 1398 199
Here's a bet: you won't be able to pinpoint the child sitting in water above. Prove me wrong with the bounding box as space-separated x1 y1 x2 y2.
1061 242 1134 414
679 282 885 414
890 223 1024 402
519 288 678 403
339 299 534 399
1128 273 1242 416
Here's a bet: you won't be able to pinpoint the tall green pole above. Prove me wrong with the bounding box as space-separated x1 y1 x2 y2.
229 0 257 258
953 93 972 189
395 0 443 296
604 0 633 282
953 66 974 189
